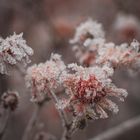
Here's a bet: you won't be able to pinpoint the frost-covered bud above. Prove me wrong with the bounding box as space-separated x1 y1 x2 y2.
1 91 19 111
0 33 33 74
25 53 66 103
114 13 140 41
61 64 127 120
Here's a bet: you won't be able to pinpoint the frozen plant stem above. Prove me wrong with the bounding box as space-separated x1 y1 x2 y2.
47 87 74 140
61 117 78 140
22 104 41 140
48 87 69 127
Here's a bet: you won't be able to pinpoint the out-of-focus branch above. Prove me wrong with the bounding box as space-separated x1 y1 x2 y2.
90 115 140 140
0 109 10 140
21 104 41 140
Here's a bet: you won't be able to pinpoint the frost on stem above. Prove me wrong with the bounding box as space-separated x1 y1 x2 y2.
0 91 19 111
60 64 128 121
0 33 33 75
25 53 66 103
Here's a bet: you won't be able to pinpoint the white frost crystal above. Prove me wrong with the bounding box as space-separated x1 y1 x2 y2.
0 33 33 74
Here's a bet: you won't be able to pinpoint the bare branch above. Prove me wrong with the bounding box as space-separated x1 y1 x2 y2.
90 115 140 140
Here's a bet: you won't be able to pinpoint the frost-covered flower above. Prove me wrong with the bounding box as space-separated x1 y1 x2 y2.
70 19 105 66
97 40 140 69
0 33 33 74
25 53 66 103
71 18 140 70
60 64 127 119
70 18 105 45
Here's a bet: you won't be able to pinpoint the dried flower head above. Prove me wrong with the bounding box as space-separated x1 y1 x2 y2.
0 33 33 74
1 91 19 111
70 18 105 45
97 40 140 69
61 64 127 119
71 18 140 71
70 19 106 66
25 53 66 103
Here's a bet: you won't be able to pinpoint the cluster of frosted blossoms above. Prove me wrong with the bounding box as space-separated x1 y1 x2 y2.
0 33 33 74
70 18 140 70
25 18 140 127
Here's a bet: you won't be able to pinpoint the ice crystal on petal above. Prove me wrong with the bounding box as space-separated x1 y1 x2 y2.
0 33 33 74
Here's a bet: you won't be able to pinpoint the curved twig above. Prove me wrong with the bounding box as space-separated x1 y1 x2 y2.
90 115 140 140
21 105 41 140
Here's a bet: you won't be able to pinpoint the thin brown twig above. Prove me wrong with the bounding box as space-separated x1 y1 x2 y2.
90 115 140 140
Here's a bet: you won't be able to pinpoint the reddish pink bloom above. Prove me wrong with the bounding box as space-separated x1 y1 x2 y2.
61 64 127 119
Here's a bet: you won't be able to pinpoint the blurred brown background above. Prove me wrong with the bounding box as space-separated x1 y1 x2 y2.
0 0 140 140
